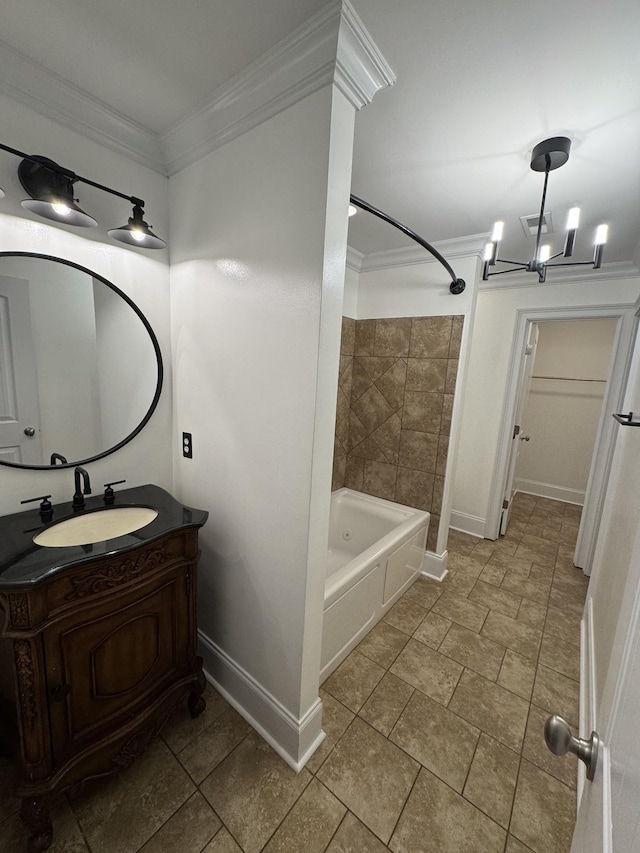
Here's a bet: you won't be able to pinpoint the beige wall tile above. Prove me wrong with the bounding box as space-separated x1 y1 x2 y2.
449 316 464 358
354 319 375 356
405 358 447 393
409 316 453 358
363 460 398 501
340 317 355 355
344 455 364 491
374 318 412 357
402 390 443 433
398 430 438 473
395 467 434 511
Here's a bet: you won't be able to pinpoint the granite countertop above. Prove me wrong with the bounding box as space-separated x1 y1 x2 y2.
0 484 208 589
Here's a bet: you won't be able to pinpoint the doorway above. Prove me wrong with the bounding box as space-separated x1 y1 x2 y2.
489 304 637 575
502 318 617 562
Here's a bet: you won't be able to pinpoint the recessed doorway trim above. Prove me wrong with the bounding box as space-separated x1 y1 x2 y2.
487 302 638 574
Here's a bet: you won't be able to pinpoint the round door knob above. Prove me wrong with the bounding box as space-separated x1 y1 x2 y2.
24 426 36 437
544 715 599 781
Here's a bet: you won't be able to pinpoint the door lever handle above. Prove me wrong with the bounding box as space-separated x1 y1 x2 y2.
544 715 599 781
519 434 530 441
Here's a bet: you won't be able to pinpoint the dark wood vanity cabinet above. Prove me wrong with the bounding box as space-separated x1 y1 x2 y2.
0 527 206 853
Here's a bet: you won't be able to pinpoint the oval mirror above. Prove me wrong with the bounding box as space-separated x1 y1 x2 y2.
0 252 163 469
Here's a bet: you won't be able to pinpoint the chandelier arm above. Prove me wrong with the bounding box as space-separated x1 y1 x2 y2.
349 194 465 293
543 260 598 269
495 257 532 266
485 265 529 277
532 159 551 264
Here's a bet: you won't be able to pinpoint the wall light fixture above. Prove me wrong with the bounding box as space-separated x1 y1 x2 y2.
0 142 166 249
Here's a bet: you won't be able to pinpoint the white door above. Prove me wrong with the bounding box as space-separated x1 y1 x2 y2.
568 323 640 851
0 274 42 464
500 322 538 534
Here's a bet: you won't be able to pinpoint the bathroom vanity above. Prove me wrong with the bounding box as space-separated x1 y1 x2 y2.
0 485 208 852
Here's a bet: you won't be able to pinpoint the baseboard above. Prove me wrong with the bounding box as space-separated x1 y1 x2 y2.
197 629 325 772
422 550 448 582
515 479 584 506
450 511 486 538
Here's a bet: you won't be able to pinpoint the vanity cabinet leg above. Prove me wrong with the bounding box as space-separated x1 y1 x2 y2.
21 797 53 853
188 656 207 718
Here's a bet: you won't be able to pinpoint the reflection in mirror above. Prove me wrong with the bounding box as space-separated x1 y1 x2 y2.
0 253 162 469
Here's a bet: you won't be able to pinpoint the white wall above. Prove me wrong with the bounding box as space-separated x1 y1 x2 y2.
169 85 355 766
0 94 172 516
454 276 640 537
515 319 617 503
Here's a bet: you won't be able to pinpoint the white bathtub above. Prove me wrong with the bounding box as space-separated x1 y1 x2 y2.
321 488 429 682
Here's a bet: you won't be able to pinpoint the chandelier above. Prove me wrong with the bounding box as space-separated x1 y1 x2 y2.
482 136 607 283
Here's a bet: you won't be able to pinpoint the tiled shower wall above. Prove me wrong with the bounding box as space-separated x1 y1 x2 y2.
332 315 464 552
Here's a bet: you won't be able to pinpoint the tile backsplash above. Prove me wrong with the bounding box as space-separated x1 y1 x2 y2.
332 315 464 551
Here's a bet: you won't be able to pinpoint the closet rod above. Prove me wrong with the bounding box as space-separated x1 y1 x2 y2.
531 375 606 382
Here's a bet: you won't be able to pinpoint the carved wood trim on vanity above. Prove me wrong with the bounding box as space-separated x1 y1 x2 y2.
13 640 37 730
65 546 170 600
9 593 30 628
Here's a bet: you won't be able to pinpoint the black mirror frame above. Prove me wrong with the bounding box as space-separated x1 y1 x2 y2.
0 251 163 470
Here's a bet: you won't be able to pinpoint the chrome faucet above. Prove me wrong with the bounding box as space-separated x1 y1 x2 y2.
72 467 92 509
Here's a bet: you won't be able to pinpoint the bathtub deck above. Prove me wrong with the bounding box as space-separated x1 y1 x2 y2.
326 546 355 577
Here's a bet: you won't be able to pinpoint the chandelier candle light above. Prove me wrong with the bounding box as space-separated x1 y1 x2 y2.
483 136 608 283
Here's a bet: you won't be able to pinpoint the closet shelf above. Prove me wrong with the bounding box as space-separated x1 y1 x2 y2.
532 375 606 382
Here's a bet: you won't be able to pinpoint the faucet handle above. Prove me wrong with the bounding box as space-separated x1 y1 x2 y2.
103 480 126 505
21 495 53 519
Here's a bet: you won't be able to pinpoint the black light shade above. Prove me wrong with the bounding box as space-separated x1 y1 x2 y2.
108 205 166 250
0 186 5 199
18 156 97 227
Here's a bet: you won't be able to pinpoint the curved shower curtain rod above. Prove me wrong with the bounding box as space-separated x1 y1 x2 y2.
349 194 466 295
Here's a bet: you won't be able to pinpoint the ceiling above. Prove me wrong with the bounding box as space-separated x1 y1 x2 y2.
1 0 639 271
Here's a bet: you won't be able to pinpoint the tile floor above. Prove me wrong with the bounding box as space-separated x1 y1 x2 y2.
0 493 587 853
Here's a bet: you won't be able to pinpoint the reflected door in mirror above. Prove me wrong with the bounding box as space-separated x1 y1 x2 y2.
0 254 162 469
0 275 42 464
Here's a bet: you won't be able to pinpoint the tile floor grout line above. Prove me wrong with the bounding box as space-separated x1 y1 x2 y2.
252 768 314 853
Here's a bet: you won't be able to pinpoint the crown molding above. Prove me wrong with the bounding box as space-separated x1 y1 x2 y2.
0 39 166 174
161 0 394 176
0 1 392 178
479 260 640 291
335 3 396 110
351 233 487 272
346 245 365 271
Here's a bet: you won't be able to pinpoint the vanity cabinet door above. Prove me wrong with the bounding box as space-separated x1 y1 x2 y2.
43 562 191 764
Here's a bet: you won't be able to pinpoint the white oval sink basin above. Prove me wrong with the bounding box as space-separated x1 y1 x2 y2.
33 507 158 547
